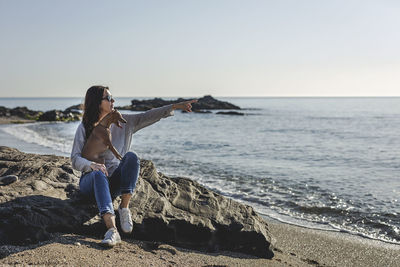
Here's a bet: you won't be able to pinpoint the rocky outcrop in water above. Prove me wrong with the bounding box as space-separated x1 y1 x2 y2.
117 95 241 112
64 104 84 113
0 95 242 123
0 106 42 121
0 146 274 258
216 111 245 116
0 106 81 122
37 110 80 122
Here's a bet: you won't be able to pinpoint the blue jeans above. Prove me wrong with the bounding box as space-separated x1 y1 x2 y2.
79 152 140 215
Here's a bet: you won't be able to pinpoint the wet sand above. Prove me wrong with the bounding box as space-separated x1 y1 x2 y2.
1 220 399 266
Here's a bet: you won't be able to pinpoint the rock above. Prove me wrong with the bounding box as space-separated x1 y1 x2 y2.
115 105 132 110
9 107 41 119
64 104 84 113
216 111 245 116
38 110 81 122
0 106 42 120
0 106 9 117
0 146 274 258
192 110 212 114
0 106 81 122
192 95 240 110
38 110 62 121
131 97 171 111
0 175 18 186
116 95 241 112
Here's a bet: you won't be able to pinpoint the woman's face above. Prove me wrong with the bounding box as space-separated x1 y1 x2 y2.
99 89 115 114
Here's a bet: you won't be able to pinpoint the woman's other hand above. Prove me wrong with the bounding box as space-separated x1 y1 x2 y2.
90 162 109 176
172 99 198 112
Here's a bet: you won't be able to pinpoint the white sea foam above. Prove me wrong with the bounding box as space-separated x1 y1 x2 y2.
1 122 72 155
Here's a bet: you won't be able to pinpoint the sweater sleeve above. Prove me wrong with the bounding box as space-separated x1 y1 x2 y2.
70 123 93 172
124 104 174 134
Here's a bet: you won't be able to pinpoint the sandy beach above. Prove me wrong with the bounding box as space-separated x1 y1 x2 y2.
1 220 399 267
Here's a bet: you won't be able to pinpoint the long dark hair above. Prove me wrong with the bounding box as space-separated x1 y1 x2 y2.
82 85 108 139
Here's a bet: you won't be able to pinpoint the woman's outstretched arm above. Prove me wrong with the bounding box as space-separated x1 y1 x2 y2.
124 99 197 134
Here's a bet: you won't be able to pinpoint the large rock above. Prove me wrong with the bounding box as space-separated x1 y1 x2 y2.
0 146 274 258
0 106 42 120
192 95 241 110
116 95 241 112
0 106 81 122
37 110 80 122
64 104 84 113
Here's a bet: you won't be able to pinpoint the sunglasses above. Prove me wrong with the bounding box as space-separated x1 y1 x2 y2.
102 95 114 102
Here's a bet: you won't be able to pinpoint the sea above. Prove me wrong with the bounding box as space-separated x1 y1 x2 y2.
0 97 399 244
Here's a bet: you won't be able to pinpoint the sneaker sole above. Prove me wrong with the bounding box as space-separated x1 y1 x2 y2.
100 241 121 248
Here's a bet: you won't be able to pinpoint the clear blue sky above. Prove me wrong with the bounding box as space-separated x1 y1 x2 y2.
1 0 399 97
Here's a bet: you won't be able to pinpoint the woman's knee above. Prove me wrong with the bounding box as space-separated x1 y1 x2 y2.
93 171 108 183
79 171 107 194
124 152 140 165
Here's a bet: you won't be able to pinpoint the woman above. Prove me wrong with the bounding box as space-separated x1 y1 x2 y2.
71 85 196 247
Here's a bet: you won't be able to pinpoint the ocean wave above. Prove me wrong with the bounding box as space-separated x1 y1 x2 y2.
1 123 72 155
160 162 400 244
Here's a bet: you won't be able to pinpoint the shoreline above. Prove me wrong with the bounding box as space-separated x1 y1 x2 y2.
262 213 400 246
1 219 399 266
0 116 36 125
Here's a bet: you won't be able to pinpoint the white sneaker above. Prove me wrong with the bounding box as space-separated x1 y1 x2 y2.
118 207 133 233
100 228 121 247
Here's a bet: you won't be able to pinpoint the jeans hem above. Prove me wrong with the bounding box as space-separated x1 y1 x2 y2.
121 189 133 194
100 210 115 216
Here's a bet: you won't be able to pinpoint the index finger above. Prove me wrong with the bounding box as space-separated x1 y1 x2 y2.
186 99 198 104
102 166 108 176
